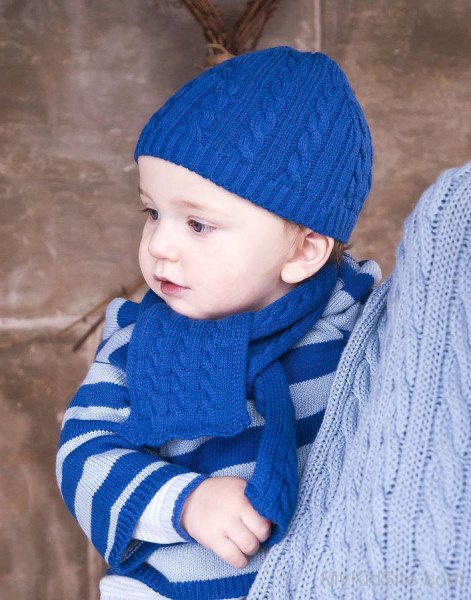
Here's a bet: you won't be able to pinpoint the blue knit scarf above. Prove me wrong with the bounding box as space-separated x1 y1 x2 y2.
118 256 377 544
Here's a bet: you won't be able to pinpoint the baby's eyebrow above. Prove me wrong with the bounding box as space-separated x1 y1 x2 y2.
138 186 154 202
172 198 210 211
138 186 226 215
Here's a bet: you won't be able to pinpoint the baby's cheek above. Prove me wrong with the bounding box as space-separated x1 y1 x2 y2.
222 273 262 308
213 265 246 290
138 236 149 266
203 269 240 303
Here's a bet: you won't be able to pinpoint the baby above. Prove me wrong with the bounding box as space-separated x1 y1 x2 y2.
56 46 381 600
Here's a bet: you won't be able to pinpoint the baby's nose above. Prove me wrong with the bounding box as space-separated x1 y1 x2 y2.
148 225 178 262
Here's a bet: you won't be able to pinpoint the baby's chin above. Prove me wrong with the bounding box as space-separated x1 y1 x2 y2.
172 305 227 321
153 291 218 321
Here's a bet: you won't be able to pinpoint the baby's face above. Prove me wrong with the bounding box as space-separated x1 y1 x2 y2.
137 156 297 320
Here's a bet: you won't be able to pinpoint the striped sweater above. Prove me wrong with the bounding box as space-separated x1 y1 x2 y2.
56 257 380 600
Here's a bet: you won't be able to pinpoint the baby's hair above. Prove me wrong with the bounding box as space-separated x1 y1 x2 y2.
283 218 349 266
328 240 350 265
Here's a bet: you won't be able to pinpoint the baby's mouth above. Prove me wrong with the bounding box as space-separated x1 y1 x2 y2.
154 276 188 296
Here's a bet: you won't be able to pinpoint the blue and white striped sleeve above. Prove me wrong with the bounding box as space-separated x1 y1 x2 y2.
55 298 210 574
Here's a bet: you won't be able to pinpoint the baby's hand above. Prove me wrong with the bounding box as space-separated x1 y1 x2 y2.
179 476 272 569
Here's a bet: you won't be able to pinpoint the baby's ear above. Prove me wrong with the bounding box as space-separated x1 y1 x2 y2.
281 230 334 284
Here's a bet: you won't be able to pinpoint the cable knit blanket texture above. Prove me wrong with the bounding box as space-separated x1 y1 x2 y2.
247 163 471 599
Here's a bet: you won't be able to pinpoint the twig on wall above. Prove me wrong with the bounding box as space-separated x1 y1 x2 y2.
180 0 285 67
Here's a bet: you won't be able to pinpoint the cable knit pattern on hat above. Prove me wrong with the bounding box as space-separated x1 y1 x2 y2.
134 46 372 242
247 162 471 599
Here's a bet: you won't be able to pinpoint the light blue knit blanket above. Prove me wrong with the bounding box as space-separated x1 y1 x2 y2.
248 162 471 599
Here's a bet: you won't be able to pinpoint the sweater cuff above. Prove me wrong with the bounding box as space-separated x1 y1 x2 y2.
132 473 208 544
171 474 211 542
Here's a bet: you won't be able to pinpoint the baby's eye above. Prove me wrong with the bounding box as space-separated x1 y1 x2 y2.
140 207 159 221
188 219 215 234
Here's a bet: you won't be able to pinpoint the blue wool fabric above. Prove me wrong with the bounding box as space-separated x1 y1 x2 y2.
247 164 471 599
134 46 372 243
56 255 380 600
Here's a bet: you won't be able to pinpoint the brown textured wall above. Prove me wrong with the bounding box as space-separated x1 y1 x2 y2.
1 1 470 598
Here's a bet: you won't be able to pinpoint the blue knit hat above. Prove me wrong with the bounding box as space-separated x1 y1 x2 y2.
134 46 372 243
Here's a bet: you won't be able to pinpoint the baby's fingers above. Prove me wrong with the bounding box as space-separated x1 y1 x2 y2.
240 506 272 543
214 535 249 569
226 520 260 557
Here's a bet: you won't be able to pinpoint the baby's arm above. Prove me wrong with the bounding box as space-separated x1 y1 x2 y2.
56 299 210 574
135 474 272 570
